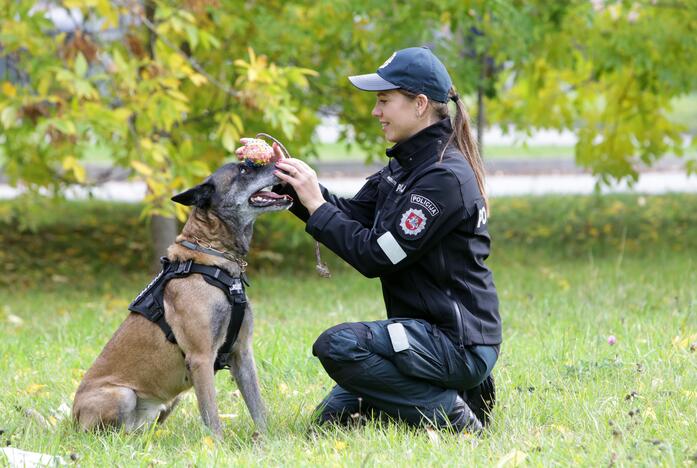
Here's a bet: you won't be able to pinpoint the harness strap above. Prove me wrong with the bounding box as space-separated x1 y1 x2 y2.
128 257 248 372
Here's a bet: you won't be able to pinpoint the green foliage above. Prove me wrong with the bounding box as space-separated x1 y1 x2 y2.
1 0 696 217
0 1 316 220
490 193 697 256
485 1 697 181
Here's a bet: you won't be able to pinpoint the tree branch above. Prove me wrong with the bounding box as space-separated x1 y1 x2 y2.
116 0 241 99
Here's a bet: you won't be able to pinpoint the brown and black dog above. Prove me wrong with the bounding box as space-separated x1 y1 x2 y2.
72 160 292 437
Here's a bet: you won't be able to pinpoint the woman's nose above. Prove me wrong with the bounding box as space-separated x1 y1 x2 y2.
371 105 380 117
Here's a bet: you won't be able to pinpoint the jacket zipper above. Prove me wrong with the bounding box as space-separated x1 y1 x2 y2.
452 299 466 350
372 209 381 230
439 245 466 351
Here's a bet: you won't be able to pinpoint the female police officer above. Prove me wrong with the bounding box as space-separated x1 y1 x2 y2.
271 47 501 433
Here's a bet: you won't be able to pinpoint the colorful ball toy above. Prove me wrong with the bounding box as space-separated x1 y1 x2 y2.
236 138 276 167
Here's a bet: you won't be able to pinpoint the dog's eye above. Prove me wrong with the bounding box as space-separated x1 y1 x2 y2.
239 167 247 175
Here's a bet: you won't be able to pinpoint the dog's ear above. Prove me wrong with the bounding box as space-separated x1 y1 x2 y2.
171 182 215 208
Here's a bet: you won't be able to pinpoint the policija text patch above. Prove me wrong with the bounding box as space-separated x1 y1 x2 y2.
397 194 439 239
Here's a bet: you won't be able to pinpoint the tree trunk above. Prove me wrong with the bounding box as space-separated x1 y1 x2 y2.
150 214 178 272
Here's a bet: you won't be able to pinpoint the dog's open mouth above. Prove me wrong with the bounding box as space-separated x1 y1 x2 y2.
249 188 293 208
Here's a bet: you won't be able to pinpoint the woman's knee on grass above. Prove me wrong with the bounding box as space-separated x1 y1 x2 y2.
312 322 373 375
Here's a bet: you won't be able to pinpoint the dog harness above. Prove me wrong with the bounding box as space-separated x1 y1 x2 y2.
128 257 248 372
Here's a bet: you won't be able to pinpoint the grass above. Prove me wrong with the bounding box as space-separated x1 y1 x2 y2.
1 195 696 466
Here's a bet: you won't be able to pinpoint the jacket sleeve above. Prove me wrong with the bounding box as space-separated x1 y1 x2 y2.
306 168 468 278
273 172 379 226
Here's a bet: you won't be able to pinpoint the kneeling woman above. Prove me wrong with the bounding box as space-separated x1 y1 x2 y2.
271 47 500 433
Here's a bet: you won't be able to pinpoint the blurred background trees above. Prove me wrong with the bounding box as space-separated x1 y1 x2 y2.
1 0 696 262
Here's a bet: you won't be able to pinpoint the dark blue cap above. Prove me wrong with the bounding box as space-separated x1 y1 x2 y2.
348 47 453 103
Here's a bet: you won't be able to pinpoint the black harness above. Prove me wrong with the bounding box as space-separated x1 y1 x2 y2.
128 256 249 372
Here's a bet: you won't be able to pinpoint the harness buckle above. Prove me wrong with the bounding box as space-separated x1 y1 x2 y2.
176 259 193 275
151 307 163 321
229 278 244 296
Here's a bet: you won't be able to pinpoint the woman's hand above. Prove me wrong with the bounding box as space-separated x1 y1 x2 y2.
274 156 325 215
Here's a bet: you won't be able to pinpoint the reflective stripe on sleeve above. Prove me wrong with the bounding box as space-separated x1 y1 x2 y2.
377 231 407 264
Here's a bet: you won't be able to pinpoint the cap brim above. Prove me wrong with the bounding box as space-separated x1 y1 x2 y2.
348 73 400 91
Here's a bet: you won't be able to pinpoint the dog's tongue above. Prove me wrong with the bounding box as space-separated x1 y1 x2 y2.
250 190 287 200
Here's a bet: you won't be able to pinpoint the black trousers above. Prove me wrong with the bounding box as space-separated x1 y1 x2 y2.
312 319 498 427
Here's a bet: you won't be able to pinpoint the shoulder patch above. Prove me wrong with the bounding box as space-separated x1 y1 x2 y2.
410 194 440 216
399 208 428 237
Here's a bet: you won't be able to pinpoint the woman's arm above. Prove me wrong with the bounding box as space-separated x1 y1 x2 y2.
276 158 469 278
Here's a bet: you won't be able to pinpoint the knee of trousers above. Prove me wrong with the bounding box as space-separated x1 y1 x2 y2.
312 322 372 374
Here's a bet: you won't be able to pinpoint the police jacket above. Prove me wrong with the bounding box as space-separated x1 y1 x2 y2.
282 118 501 347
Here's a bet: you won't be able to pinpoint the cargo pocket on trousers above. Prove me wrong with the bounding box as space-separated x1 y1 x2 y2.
389 321 450 384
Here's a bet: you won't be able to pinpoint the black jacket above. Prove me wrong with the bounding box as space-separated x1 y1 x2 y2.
282 118 501 347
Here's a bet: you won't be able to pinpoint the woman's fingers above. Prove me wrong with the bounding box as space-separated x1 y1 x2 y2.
272 142 286 161
276 158 315 176
274 161 295 176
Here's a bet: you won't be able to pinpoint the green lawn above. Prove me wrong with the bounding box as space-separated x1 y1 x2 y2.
1 195 696 466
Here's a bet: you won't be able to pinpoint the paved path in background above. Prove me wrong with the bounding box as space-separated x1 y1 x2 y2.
1 170 695 201
1 156 695 200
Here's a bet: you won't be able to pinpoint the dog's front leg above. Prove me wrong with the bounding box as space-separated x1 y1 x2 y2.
230 344 267 433
186 354 222 437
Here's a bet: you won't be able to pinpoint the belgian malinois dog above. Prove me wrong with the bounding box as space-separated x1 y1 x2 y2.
72 159 292 437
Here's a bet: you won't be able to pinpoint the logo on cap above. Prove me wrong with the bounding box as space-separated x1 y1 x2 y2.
379 52 396 69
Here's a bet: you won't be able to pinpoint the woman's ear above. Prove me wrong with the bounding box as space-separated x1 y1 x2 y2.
415 94 429 118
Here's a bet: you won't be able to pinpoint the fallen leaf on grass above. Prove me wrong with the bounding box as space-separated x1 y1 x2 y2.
552 424 570 435
7 314 23 326
425 426 440 446
25 384 46 395
643 406 657 421
495 449 528 468
1 447 66 467
672 333 697 350
50 274 68 283
334 440 347 451
50 403 71 422
23 409 51 429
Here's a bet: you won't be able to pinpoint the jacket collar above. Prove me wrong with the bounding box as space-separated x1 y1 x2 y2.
385 118 452 171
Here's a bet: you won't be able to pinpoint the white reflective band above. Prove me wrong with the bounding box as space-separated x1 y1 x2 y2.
377 231 407 264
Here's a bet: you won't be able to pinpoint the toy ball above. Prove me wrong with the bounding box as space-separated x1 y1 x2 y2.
607 335 617 345
237 139 275 167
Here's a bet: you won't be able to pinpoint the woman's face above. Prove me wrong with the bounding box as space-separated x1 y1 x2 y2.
371 90 423 143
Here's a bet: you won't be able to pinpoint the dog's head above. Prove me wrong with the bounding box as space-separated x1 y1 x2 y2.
171 161 293 227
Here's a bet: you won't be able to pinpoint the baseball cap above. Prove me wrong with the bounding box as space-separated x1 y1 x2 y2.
348 47 453 103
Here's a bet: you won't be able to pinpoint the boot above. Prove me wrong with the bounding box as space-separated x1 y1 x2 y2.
446 394 483 434
465 374 496 427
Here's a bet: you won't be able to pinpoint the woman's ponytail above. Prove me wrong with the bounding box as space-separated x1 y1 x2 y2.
434 88 488 212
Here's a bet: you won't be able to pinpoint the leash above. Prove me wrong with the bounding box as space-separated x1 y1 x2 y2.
254 132 332 279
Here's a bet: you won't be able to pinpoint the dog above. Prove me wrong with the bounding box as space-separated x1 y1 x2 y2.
72 159 292 437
